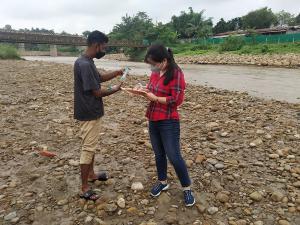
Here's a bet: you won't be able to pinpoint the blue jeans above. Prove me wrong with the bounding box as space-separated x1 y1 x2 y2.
149 120 191 187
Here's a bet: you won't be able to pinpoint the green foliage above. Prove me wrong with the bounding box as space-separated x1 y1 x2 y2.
276 10 296 26
0 44 20 59
296 13 300 25
109 12 155 59
82 31 91 38
242 7 278 29
170 7 213 38
58 46 79 53
190 43 212 51
110 12 154 42
246 29 258 45
173 42 300 56
219 35 245 52
123 48 146 61
153 23 177 44
213 17 243 34
213 18 228 34
260 45 270 53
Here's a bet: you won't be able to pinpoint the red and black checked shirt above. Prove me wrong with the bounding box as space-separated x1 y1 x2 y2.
146 69 186 121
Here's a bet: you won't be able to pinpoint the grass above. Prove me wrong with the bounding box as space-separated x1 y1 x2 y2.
171 42 300 56
0 44 20 59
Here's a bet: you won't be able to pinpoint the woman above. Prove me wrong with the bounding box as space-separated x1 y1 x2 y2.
142 44 195 207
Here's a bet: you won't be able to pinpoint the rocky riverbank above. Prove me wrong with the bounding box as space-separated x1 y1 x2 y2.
0 60 299 225
175 53 300 68
105 53 300 68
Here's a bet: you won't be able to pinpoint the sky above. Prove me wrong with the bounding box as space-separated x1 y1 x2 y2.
0 0 299 34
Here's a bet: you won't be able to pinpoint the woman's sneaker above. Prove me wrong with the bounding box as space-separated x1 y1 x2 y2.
183 189 195 207
150 182 169 197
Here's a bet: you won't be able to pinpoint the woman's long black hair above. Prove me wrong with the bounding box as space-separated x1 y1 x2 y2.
144 44 179 85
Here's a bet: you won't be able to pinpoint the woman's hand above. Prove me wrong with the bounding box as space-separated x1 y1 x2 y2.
146 92 158 102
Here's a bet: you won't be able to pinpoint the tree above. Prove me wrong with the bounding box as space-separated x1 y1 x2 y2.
109 12 156 60
29 27 54 34
3 24 12 31
171 7 213 39
242 7 278 29
213 18 228 34
276 10 295 26
227 17 243 31
82 31 91 38
294 13 300 25
110 12 154 41
152 23 177 44
60 31 72 36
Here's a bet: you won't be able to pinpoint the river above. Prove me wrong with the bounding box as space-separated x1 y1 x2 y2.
24 56 300 103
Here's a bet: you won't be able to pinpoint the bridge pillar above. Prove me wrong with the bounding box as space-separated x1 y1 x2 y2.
18 43 25 55
50 44 58 57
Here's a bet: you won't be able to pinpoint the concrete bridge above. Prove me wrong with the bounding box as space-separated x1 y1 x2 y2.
0 31 148 56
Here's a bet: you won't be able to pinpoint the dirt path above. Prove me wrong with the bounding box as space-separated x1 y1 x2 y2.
0 60 299 225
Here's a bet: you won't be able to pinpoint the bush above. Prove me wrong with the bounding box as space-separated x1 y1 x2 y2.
260 45 270 53
239 45 252 54
219 35 245 52
0 44 20 59
124 48 146 61
190 43 212 51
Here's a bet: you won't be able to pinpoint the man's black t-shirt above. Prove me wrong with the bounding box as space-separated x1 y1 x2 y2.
74 55 104 121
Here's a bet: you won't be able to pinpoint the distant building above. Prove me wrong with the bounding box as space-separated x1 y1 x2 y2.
213 26 300 38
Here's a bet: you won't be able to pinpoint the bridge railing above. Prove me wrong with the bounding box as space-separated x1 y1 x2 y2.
0 31 148 48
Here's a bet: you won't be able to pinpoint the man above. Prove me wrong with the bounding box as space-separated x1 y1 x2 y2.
74 30 123 200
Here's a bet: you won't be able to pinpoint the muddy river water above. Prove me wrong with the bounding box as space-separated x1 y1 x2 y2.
24 56 300 103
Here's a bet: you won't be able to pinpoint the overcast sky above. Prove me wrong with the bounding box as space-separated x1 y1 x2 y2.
0 0 299 34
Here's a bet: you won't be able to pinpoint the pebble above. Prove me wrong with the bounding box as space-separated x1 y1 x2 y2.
278 220 290 225
69 159 80 166
207 158 218 165
94 218 106 225
249 191 263 201
269 154 280 159
206 122 220 131
195 154 206 164
207 207 219 215
236 220 247 225
216 192 229 203
104 203 118 212
85 215 93 224
215 163 225 170
131 182 144 191
254 221 264 225
57 199 68 206
271 190 284 202
220 132 229 137
4 211 17 221
292 181 300 187
117 197 126 208
36 206 44 212
141 199 149 205
250 138 263 147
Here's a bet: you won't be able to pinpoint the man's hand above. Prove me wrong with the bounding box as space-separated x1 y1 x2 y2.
114 69 124 77
111 83 122 91
100 69 125 82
